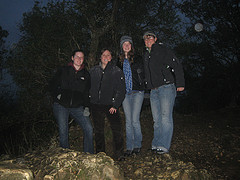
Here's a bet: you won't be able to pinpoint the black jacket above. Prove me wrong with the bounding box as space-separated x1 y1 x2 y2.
49 63 90 108
89 61 126 109
117 55 145 91
143 43 185 89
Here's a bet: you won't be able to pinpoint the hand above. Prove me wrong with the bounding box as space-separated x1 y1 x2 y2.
109 107 117 114
57 94 61 100
83 107 90 116
177 87 184 92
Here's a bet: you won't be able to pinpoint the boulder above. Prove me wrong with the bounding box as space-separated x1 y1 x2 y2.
0 161 33 180
0 148 124 180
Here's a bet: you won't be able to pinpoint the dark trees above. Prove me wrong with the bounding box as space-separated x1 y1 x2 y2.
0 26 8 79
4 0 181 155
3 0 240 156
176 0 240 111
7 0 182 114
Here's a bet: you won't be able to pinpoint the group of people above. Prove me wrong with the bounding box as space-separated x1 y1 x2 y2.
49 31 185 160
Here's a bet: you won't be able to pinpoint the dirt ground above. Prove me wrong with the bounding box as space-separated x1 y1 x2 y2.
115 106 240 179
1 104 239 179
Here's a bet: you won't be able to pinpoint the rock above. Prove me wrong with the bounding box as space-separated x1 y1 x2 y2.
134 168 143 176
0 161 33 180
0 148 124 180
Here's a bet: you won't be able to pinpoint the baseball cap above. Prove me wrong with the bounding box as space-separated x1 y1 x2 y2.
143 31 156 39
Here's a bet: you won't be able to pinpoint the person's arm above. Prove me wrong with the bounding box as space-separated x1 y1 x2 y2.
83 70 91 107
111 68 126 110
167 49 185 89
48 67 62 99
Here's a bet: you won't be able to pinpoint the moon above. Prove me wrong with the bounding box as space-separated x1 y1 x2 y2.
194 23 203 32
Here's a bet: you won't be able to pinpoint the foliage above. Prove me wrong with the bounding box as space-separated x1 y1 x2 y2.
0 26 10 110
4 0 182 155
175 0 240 112
3 0 240 156
0 26 8 78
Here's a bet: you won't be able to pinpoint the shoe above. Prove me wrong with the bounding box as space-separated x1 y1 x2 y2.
117 155 125 161
123 150 133 157
154 148 167 154
132 148 141 154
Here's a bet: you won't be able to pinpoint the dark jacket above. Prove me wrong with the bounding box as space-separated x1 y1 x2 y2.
143 43 185 89
49 63 91 108
89 61 126 109
117 55 145 91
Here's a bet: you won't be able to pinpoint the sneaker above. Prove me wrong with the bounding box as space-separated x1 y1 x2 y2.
155 148 167 154
123 150 133 157
115 155 125 161
132 148 141 154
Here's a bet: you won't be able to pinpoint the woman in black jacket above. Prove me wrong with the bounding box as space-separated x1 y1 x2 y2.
89 48 126 160
49 50 94 154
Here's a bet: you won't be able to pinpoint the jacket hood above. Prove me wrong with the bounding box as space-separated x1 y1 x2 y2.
68 62 84 71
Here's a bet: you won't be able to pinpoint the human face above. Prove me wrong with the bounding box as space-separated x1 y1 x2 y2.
122 41 132 53
72 52 84 67
144 35 157 49
101 50 112 67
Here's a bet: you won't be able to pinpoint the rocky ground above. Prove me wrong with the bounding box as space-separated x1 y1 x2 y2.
114 106 240 180
2 106 239 179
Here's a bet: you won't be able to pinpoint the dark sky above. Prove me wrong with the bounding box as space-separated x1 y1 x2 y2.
0 0 49 95
0 0 191 46
0 0 49 46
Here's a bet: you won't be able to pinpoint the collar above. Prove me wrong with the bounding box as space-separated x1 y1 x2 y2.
68 62 84 71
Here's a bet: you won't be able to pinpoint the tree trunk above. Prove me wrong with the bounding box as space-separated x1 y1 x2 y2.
88 32 100 69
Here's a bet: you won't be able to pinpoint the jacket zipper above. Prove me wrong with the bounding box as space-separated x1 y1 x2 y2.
98 70 104 102
70 71 78 107
147 52 154 88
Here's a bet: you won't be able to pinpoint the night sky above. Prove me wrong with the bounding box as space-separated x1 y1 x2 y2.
0 0 48 96
0 0 49 46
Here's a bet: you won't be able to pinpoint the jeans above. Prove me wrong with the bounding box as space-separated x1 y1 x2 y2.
91 104 124 158
53 102 94 154
150 83 176 152
122 91 144 150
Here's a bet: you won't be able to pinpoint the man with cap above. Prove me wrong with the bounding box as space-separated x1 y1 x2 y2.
143 31 185 154
117 35 145 156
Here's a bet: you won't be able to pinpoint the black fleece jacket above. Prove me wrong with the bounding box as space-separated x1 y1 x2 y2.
49 63 90 108
89 61 126 109
143 43 185 89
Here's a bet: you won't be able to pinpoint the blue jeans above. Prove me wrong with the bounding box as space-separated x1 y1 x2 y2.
122 91 144 150
53 102 94 154
150 84 176 152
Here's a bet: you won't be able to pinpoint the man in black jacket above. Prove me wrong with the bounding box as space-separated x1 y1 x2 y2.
49 50 94 153
143 31 185 154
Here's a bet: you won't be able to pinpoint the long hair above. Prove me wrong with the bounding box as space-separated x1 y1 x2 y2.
119 47 134 64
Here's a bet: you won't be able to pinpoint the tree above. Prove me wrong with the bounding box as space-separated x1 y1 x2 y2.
73 0 120 67
176 0 240 110
0 26 10 109
0 26 8 80
8 0 183 109
5 0 183 155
